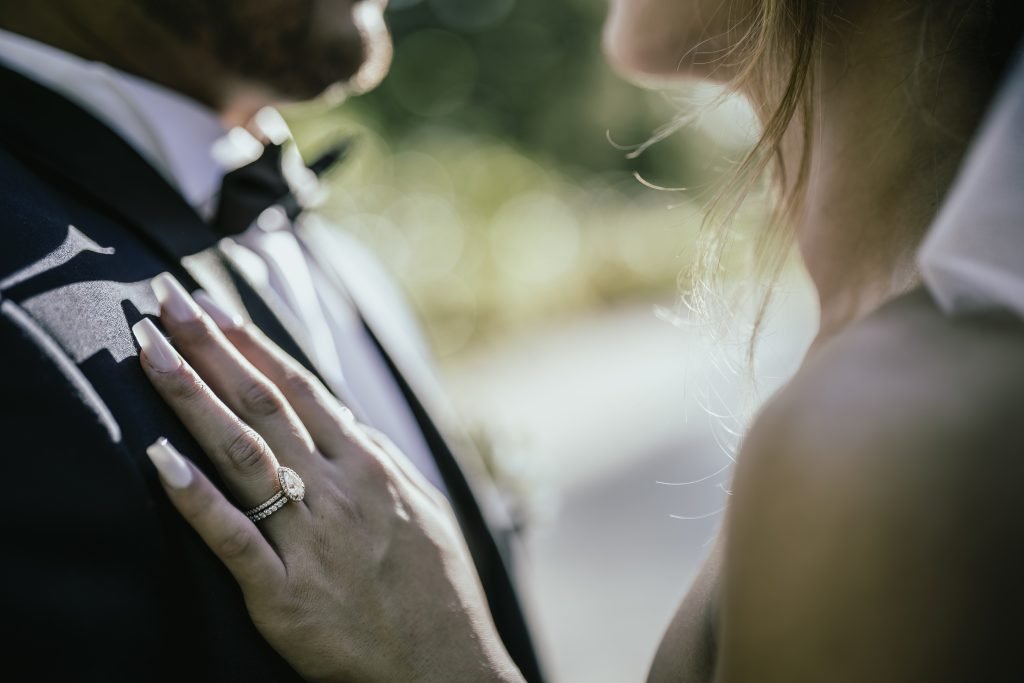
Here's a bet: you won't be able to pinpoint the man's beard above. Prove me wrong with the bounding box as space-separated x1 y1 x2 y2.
140 0 387 101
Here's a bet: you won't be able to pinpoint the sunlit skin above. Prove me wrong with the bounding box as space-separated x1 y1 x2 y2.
603 0 756 82
9 0 1024 681
604 0 996 337
607 1 1024 682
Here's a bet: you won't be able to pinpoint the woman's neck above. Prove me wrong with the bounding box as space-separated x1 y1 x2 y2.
790 7 999 346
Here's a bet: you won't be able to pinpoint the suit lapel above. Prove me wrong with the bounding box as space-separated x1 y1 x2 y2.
0 62 544 679
0 65 223 260
0 63 328 389
294 220 518 525
213 238 326 378
292 226 548 682
349 287 546 683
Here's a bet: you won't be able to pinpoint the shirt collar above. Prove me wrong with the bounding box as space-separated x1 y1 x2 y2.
0 27 229 213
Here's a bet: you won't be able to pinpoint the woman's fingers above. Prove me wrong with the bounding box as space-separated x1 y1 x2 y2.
146 437 286 593
193 292 359 455
152 274 316 463
195 292 446 499
133 317 292 517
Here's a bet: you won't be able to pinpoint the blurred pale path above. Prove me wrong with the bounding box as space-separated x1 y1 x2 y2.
284 3 787 679
443 278 817 683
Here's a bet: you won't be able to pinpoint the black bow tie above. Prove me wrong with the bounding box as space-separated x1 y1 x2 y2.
213 138 353 236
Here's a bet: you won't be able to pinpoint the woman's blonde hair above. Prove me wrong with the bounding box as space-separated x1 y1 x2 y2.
693 0 1020 368
689 0 822 369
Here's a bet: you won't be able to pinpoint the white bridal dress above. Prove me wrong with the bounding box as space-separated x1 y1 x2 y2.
919 44 1024 318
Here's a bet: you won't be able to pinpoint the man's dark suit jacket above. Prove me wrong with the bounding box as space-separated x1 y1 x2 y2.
0 64 543 682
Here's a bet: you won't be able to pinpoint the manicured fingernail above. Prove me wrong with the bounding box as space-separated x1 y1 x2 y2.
132 318 182 372
193 290 243 330
152 272 202 323
146 437 193 488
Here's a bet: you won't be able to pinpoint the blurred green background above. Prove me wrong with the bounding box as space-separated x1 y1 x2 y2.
283 3 800 682
286 0 759 361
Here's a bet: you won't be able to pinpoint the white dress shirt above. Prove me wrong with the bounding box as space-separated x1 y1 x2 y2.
0 28 447 492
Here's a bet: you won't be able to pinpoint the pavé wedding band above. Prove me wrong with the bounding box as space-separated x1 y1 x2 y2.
244 466 306 523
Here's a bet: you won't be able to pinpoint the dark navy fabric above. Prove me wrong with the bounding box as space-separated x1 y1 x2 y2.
0 64 542 682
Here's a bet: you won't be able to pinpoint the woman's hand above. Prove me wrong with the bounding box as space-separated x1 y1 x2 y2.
132 273 524 683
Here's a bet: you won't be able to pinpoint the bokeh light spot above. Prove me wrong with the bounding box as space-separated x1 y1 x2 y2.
490 192 581 284
429 0 515 32
387 29 479 117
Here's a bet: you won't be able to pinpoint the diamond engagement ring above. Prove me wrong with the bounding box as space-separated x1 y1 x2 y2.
244 466 306 523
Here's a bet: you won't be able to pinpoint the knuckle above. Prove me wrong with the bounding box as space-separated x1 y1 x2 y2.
335 403 357 426
227 323 264 356
237 379 283 418
222 326 253 353
215 525 256 561
167 371 208 403
176 482 215 522
223 427 272 472
363 426 393 452
333 406 363 442
230 322 259 345
355 449 391 485
282 371 317 400
171 315 217 349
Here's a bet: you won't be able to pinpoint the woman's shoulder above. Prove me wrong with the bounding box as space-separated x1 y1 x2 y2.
714 289 1024 680
740 287 1024 491
762 287 1024 456
733 283 1024 564
730 283 1024 558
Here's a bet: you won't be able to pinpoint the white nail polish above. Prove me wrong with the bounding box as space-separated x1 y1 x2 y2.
132 318 182 372
146 437 193 488
193 290 243 330
152 272 202 323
